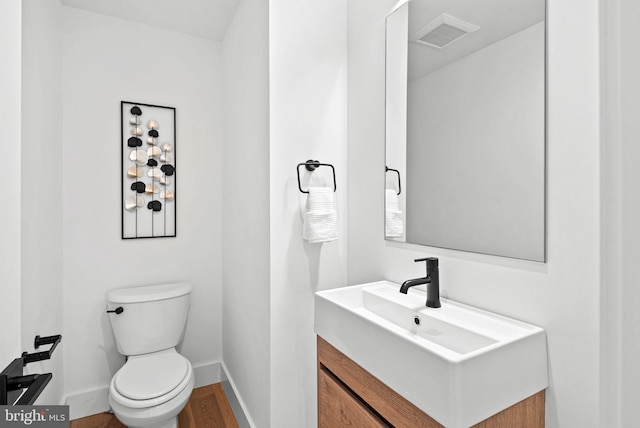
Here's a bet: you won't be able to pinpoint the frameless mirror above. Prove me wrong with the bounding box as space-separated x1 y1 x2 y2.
385 0 546 261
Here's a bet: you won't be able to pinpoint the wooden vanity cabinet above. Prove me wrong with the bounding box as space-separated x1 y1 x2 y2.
317 336 545 428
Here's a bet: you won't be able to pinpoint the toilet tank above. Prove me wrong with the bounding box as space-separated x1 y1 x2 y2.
107 282 192 356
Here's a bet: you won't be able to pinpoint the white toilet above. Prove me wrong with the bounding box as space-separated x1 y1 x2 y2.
106 282 195 428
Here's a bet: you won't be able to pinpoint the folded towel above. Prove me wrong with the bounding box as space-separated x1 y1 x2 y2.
385 189 400 212
385 189 404 238
303 187 338 243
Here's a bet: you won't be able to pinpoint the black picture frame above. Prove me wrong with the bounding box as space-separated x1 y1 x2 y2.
121 101 177 239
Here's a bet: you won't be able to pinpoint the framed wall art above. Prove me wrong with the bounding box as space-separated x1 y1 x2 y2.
121 101 176 239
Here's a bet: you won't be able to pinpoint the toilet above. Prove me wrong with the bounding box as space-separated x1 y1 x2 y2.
106 282 195 428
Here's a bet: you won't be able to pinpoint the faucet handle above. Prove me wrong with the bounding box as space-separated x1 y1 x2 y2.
414 257 438 272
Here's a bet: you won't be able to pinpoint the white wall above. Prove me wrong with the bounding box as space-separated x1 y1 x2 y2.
221 2 348 427
616 2 640 414
61 7 222 417
21 0 65 405
269 0 347 426
615 0 640 422
600 0 622 424
600 0 640 425
406 23 545 261
0 0 23 368
348 0 602 427
220 0 271 426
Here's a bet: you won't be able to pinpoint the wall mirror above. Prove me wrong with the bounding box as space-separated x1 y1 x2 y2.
385 0 546 262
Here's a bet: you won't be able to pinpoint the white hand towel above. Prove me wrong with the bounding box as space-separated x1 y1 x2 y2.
303 187 338 243
385 189 404 238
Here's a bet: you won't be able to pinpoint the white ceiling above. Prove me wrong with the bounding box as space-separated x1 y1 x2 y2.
407 0 545 80
61 0 241 41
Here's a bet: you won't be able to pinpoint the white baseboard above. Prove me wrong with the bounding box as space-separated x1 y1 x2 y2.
193 360 221 388
66 387 111 421
65 361 222 421
220 361 256 428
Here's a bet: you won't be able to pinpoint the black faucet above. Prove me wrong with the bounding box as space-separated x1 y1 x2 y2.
399 258 441 308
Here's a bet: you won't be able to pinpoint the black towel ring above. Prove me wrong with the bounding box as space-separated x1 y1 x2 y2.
297 160 337 194
386 166 401 195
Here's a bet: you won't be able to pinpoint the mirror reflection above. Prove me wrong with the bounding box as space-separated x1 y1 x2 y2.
385 0 546 262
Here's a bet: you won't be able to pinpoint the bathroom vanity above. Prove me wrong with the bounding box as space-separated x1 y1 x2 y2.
315 282 548 427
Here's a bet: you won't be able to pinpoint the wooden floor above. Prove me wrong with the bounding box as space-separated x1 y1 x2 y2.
70 384 239 428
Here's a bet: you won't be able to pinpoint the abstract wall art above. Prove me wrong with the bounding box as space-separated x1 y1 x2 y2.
121 101 176 239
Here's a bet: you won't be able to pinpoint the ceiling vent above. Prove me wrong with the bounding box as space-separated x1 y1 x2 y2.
410 14 480 49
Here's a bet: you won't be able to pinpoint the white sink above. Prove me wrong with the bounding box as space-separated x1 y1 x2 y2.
314 281 548 428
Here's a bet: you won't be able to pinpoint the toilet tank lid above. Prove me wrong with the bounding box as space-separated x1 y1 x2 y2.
107 283 192 304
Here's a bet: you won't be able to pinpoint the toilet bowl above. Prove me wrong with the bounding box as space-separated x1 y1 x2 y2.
108 349 194 428
106 283 194 428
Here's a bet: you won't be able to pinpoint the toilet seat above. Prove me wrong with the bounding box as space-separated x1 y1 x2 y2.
110 349 193 409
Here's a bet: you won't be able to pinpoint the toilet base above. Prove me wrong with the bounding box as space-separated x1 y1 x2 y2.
124 415 177 428
110 407 180 428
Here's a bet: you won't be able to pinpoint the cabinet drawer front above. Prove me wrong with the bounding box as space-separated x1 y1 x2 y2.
318 367 388 428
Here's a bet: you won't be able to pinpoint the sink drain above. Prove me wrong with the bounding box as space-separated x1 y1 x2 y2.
414 316 421 326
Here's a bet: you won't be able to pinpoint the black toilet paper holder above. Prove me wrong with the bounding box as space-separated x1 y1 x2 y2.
0 334 61 405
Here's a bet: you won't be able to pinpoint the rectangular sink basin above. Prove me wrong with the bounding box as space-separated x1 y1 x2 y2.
315 281 548 428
